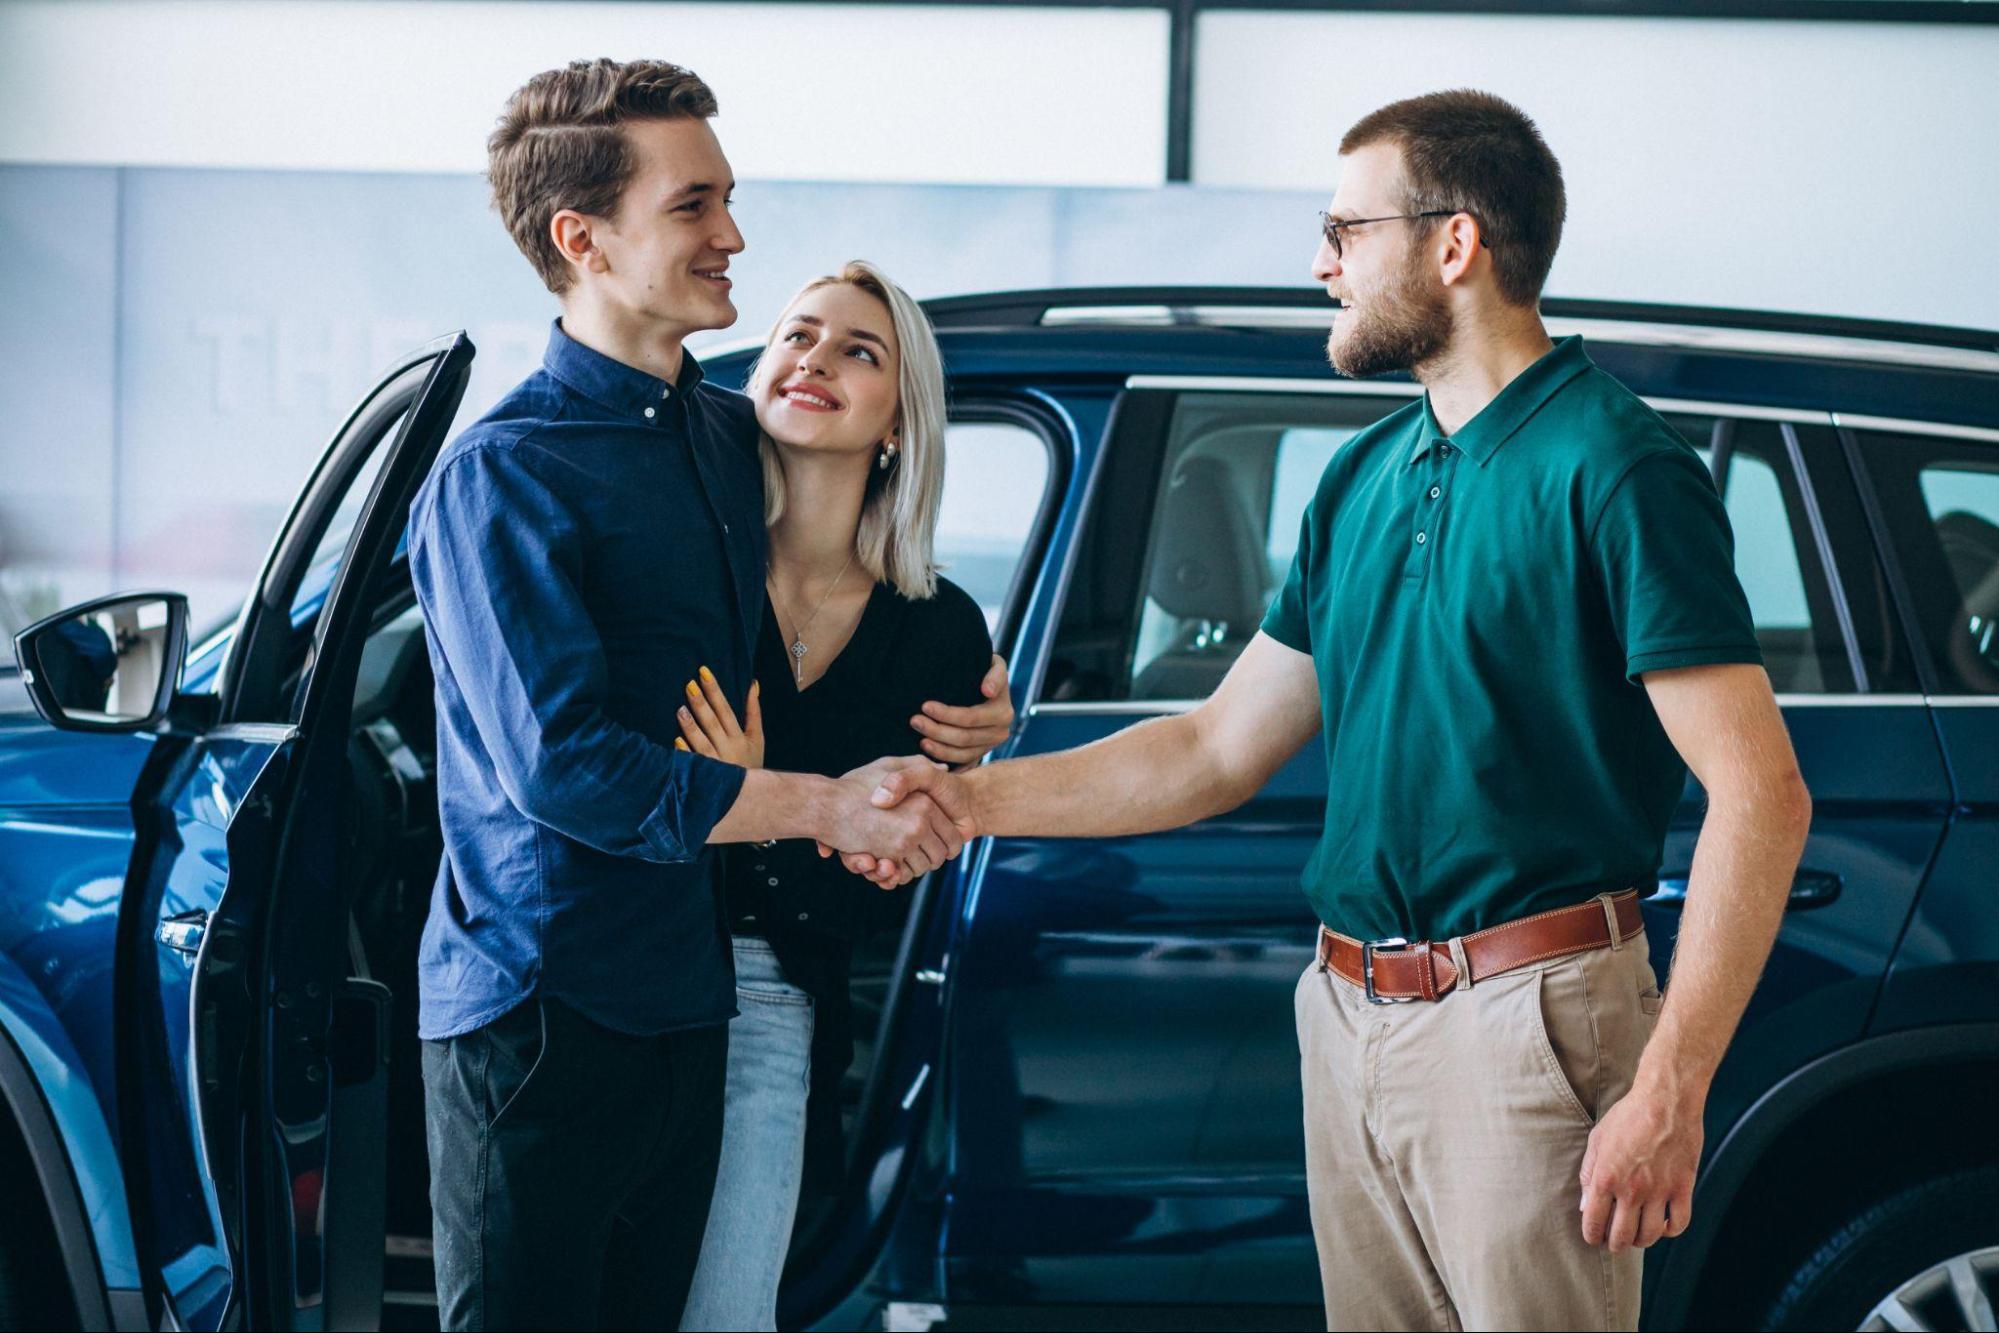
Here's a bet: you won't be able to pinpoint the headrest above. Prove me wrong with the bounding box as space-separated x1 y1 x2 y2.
1146 456 1267 627
1937 509 1999 613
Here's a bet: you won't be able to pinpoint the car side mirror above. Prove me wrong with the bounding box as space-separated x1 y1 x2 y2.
14 592 190 733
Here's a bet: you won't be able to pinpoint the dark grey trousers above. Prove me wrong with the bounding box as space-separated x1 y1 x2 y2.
422 998 728 1331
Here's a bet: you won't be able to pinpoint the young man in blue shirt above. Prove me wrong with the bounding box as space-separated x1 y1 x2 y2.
410 59 982 1329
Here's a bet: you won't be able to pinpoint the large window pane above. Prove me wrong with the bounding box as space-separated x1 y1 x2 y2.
1045 389 1400 704
935 418 1051 633
1917 458 1999 690
1673 415 1853 693
1050 396 1860 706
1850 430 1999 694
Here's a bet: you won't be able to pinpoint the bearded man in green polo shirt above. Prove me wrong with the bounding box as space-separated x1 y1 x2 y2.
866 88 1812 1330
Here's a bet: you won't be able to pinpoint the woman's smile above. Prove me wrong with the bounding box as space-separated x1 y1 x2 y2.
776 382 843 411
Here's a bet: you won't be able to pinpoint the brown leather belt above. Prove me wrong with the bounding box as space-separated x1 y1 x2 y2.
1318 889 1645 1003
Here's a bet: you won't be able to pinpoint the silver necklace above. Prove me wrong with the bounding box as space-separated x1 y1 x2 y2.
768 550 857 685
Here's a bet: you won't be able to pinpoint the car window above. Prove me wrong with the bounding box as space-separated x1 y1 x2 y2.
1047 393 1861 705
1265 429 1350 584
286 408 405 627
1917 465 1999 689
1047 389 1402 703
1853 428 1999 694
935 417 1052 634
229 353 446 723
1673 414 1857 693
1127 411 1375 698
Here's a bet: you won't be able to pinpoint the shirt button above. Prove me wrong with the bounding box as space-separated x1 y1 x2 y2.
723 523 731 534
1416 531 1428 544
1428 486 1441 499
662 386 672 400
753 863 766 872
796 911 810 922
767 877 780 888
643 407 655 419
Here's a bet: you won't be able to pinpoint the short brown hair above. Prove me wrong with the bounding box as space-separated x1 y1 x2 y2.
1340 90 1565 307
488 58 718 294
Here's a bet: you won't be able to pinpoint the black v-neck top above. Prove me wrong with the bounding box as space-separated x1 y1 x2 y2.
725 575 991 1178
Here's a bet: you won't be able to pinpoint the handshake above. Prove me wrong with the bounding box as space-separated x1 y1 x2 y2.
813 755 979 888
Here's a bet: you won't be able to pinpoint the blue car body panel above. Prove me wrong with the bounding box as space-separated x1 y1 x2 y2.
131 733 288 1327
0 719 154 1293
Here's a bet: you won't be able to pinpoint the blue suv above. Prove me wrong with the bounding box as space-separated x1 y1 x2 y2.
3 290 1996 1332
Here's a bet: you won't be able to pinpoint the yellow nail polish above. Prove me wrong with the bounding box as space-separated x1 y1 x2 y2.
699 665 715 684
674 737 688 750
685 681 700 698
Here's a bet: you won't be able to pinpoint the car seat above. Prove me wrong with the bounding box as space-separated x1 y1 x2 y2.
1131 456 1269 699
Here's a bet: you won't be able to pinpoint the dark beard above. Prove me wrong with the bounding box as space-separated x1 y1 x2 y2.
1327 251 1454 379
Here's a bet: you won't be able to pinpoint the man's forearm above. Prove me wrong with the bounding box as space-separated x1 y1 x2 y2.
707 768 842 845
1635 776 1812 1104
962 710 1256 839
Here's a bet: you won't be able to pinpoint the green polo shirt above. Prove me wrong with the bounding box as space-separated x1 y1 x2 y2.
1261 336 1761 943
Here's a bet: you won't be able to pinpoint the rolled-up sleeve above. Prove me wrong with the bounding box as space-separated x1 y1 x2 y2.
408 444 744 861
1588 448 1764 684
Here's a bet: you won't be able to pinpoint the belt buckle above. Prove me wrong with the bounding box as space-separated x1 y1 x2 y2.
1362 937 1418 1005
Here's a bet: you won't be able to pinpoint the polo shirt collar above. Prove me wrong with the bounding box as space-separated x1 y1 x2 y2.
1410 335 1592 467
542 318 706 420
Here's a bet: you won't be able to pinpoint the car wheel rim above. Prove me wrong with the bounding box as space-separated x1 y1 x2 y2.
1860 1246 1999 1331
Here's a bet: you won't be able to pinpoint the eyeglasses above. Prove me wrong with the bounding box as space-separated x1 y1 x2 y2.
1317 209 1483 260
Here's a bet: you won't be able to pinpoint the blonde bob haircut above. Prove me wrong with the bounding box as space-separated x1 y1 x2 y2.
750 260 947 600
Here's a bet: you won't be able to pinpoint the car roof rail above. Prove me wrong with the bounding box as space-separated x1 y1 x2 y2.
920 286 1999 365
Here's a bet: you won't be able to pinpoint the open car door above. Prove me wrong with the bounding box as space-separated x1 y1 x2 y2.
115 334 473 1329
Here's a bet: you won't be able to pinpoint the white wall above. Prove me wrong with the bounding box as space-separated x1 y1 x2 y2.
0 0 1169 186
1194 11 1999 325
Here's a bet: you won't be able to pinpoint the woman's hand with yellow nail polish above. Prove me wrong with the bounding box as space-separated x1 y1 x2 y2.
677 670 763 768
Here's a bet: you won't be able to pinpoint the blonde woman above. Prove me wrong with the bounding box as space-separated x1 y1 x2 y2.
676 262 1007 1330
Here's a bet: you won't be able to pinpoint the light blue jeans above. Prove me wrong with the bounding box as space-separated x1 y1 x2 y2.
680 936 815 1331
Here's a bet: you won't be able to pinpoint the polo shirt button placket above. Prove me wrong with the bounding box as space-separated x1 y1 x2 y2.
1425 440 1454 549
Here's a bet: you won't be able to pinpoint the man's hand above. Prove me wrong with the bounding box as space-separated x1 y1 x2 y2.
1575 661 1808 1254
1578 1082 1703 1252
910 653 1014 766
815 756 966 887
824 763 982 888
873 763 980 831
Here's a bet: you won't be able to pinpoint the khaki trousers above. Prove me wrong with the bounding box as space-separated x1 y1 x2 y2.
1295 919 1663 1332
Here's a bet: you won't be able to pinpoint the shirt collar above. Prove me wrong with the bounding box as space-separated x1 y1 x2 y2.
541 318 707 421
1409 335 1592 467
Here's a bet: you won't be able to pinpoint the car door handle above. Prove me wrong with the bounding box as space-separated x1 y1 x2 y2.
1652 870 1843 910
158 910 209 956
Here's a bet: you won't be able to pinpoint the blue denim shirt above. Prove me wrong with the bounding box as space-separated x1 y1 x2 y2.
408 321 765 1040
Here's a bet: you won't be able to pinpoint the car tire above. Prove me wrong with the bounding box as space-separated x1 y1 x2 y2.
1762 1163 1999 1331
